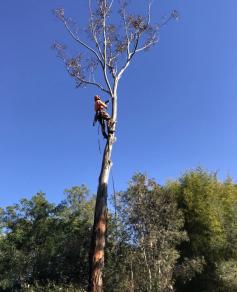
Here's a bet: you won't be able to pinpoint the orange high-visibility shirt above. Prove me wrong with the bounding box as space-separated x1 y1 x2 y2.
95 100 107 112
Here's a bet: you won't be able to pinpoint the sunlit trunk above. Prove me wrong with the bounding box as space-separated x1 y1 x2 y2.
89 84 118 292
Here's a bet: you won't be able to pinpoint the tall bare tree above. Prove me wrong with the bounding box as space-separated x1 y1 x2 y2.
53 1 178 291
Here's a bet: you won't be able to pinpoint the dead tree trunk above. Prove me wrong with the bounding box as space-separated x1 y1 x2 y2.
89 92 117 292
53 3 177 291
88 139 112 292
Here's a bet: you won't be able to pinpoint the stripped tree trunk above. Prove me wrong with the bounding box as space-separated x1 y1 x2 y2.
89 92 117 292
53 2 176 291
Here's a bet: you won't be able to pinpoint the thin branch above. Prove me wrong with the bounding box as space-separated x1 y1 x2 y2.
108 0 114 11
135 39 158 53
88 0 104 61
66 66 110 94
64 15 114 94
147 0 152 25
118 36 139 79
80 79 110 93
78 78 110 94
130 35 140 58
63 19 103 66
102 0 113 95
135 11 177 53
120 0 130 58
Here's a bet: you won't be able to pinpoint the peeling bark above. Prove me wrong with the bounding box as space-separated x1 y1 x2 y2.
89 92 117 292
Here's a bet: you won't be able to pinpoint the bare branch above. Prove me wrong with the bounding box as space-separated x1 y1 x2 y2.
147 0 152 25
63 19 103 66
54 5 179 94
78 78 110 94
118 35 139 79
54 8 103 65
135 41 158 53
120 0 130 58
135 10 179 53
108 0 114 12
135 43 156 53
67 66 110 94
88 0 104 61
53 41 109 94
102 0 113 95
135 34 157 53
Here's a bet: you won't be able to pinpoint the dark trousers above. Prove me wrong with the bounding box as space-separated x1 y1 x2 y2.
94 111 111 139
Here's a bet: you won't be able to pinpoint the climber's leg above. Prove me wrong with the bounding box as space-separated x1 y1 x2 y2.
100 119 108 139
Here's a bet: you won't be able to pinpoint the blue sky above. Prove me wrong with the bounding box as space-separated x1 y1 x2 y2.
0 0 237 206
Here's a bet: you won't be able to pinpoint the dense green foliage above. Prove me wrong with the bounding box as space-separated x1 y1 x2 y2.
0 186 94 291
167 169 237 291
0 169 237 291
105 174 187 291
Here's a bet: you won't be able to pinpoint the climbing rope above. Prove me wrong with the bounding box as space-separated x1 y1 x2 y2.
111 168 119 261
111 169 117 226
97 124 102 155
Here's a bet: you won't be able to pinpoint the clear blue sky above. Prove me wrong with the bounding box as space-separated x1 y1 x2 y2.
0 0 237 206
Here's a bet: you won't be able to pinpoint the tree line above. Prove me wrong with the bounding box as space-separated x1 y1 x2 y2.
0 168 237 291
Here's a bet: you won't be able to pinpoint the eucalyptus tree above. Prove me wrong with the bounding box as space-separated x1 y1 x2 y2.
53 1 178 290
114 174 187 292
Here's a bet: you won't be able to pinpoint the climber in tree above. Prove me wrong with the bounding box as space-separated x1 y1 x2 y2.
93 95 113 139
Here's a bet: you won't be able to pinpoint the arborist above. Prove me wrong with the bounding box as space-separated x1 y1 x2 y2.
93 95 113 139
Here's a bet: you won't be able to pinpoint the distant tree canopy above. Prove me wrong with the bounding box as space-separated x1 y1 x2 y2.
0 169 237 291
167 169 237 292
0 187 95 291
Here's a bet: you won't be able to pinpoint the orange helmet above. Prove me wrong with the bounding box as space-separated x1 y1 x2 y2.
94 95 100 101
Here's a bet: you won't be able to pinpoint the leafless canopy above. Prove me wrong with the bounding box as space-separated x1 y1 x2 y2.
53 0 178 97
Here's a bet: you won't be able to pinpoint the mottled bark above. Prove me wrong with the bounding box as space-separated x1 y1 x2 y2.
89 92 117 292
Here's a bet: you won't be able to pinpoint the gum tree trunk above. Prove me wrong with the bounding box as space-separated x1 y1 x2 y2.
89 88 118 292
53 1 175 291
